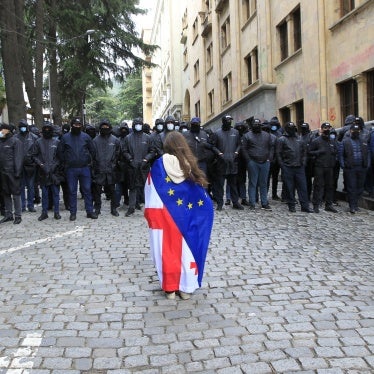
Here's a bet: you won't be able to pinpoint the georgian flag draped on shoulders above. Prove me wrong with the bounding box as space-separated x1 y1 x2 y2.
144 157 214 293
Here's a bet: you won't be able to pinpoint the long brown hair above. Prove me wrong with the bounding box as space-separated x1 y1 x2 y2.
163 131 209 187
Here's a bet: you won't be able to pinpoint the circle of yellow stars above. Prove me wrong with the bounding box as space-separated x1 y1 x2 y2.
165 175 205 209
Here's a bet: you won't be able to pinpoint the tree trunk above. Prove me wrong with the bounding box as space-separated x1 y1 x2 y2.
47 0 62 125
16 0 36 124
0 0 26 123
33 0 45 127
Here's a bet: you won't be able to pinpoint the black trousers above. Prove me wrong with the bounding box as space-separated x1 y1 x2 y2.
312 166 334 207
93 183 116 211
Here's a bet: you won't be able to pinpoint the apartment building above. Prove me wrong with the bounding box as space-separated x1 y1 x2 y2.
143 0 374 130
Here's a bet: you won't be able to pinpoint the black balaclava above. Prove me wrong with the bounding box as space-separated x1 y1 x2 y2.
350 124 360 139
71 125 82 135
42 125 54 139
190 122 200 133
70 118 82 135
300 123 310 135
252 119 262 134
222 115 233 131
119 126 129 138
285 122 297 137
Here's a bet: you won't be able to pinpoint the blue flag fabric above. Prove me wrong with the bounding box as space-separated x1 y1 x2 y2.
150 157 214 286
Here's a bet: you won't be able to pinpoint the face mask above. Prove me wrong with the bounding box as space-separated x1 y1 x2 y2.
252 125 262 133
322 130 330 136
20 127 27 133
71 126 82 135
120 130 128 137
175 125 180 131
182 128 188 133
134 124 143 132
330 134 336 140
301 128 309 135
286 127 297 136
351 131 360 139
42 130 53 139
166 123 174 131
156 124 164 132
222 123 231 131
0 132 4 138
100 128 111 136
271 126 278 131
190 124 200 133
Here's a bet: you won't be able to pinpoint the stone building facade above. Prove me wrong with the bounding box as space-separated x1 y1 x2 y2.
142 0 374 130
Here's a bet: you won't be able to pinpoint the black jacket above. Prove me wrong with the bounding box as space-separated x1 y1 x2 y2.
211 128 241 175
0 133 24 194
183 129 212 162
122 132 154 189
29 137 64 186
92 134 121 185
276 134 307 168
16 131 38 176
241 130 273 164
339 137 370 169
308 135 338 168
57 132 96 169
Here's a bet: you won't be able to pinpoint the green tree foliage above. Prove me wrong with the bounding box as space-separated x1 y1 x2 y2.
117 69 143 120
0 0 156 124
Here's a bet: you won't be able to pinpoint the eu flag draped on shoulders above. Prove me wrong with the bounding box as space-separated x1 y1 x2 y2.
144 155 214 295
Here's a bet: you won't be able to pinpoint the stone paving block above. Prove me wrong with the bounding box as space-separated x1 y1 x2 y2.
240 362 273 373
300 357 329 370
43 357 72 369
270 358 301 372
328 357 369 370
73 358 93 371
93 357 122 370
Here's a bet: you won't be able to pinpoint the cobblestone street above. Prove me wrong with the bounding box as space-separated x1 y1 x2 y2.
0 198 373 373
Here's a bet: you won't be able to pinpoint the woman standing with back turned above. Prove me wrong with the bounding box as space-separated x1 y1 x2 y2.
144 131 214 300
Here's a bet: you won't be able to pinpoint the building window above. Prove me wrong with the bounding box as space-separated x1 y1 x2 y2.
278 21 288 61
206 42 213 71
295 100 304 126
208 90 214 115
195 100 201 117
293 7 302 51
192 17 198 41
244 47 258 86
278 7 302 62
194 60 200 84
339 79 358 119
223 73 232 103
367 70 374 120
183 47 188 69
280 106 291 125
242 0 256 22
341 0 355 17
221 16 230 50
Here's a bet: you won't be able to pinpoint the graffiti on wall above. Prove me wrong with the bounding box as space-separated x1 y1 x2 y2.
331 44 374 80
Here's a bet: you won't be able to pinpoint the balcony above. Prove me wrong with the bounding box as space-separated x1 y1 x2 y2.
200 11 212 37
215 0 227 12
180 28 187 44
